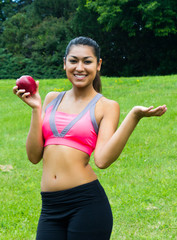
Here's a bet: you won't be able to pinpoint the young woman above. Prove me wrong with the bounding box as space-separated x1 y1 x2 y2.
13 37 167 240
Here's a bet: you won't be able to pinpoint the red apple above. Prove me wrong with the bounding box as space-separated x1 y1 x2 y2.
16 75 37 95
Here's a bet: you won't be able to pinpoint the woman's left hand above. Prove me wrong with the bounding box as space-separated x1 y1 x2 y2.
132 105 167 120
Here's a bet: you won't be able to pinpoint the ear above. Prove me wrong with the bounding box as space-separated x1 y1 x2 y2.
63 57 66 70
97 58 102 72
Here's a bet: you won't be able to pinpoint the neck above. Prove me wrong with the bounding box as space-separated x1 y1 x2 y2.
70 86 97 100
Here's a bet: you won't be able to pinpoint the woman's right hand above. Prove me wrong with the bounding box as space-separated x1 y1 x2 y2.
13 81 41 109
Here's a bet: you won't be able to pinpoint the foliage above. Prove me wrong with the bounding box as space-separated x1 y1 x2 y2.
0 0 177 78
138 0 177 36
72 0 103 39
2 12 33 54
33 0 77 20
86 0 177 36
0 0 75 79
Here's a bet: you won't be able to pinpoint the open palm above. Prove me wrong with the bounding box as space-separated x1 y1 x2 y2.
133 105 167 120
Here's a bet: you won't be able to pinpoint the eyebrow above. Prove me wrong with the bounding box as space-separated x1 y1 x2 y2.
69 55 94 59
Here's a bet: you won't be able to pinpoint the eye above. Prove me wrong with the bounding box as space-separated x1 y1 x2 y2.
69 59 77 64
84 60 92 64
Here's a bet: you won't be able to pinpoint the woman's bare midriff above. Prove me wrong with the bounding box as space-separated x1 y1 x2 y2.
41 145 98 192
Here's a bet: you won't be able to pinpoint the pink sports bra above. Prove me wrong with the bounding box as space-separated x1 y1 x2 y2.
42 91 103 156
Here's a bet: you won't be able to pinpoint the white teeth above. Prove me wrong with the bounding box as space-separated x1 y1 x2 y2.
75 75 86 79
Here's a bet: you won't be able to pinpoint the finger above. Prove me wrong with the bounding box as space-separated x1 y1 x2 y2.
149 106 163 113
144 106 154 114
21 92 31 99
146 106 154 111
152 106 167 116
13 86 18 94
16 89 26 97
36 80 39 89
162 105 167 111
159 106 167 116
156 106 167 114
154 105 167 111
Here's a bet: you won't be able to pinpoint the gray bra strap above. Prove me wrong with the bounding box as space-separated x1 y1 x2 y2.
45 91 66 112
49 91 66 137
50 93 102 137
90 104 99 134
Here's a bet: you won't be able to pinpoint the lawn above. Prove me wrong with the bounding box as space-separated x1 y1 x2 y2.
0 75 176 240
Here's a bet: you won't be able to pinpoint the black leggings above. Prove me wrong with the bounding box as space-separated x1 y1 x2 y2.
36 180 113 240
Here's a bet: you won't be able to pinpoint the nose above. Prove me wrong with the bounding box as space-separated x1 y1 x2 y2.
76 61 84 72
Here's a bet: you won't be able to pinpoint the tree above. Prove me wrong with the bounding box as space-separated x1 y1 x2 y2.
86 0 177 36
2 12 33 54
33 0 77 20
0 0 177 78
0 0 77 78
0 0 17 21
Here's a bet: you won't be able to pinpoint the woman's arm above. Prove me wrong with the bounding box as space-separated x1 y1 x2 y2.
13 81 44 164
94 100 167 169
26 106 44 164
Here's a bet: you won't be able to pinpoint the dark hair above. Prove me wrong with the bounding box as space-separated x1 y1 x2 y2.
65 36 102 93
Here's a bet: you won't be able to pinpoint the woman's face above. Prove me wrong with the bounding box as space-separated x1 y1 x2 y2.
64 45 102 89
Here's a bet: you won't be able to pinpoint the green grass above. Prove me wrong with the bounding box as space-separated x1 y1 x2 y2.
0 75 177 240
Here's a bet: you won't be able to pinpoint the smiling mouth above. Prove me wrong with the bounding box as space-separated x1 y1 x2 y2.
74 74 87 79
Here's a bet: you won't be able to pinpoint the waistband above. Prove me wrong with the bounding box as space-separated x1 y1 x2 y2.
41 180 107 209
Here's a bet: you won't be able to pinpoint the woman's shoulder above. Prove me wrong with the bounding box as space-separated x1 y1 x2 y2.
95 95 120 123
42 91 62 113
44 91 60 102
99 95 120 113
